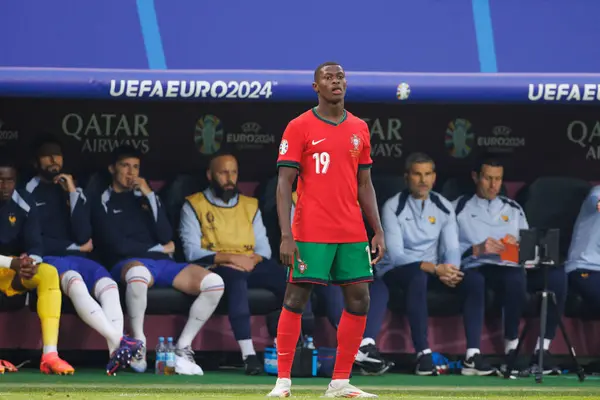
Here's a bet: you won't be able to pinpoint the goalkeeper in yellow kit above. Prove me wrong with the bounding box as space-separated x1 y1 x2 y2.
0 156 73 374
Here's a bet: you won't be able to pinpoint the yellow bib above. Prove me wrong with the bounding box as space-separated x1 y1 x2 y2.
186 192 258 255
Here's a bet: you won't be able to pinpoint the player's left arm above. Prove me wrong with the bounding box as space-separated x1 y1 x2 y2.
440 209 461 266
252 209 272 261
357 127 383 235
69 188 92 245
145 192 173 245
22 199 44 263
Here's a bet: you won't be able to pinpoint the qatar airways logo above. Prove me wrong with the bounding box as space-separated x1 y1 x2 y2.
528 84 600 102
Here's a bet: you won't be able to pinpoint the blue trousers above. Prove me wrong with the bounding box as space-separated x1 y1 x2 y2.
212 259 287 341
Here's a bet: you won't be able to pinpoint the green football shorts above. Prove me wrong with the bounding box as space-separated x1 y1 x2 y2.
288 241 374 285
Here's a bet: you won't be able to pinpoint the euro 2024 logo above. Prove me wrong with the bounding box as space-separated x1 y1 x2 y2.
195 115 224 155
445 118 475 159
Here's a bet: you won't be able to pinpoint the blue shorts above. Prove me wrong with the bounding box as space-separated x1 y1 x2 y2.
44 255 112 293
111 258 188 288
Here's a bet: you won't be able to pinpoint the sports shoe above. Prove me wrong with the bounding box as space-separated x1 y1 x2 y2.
121 335 145 359
461 353 496 376
266 378 292 397
175 346 204 376
355 344 394 376
106 346 132 376
531 350 561 376
130 344 147 373
323 380 378 398
40 352 75 375
244 354 262 375
415 352 436 376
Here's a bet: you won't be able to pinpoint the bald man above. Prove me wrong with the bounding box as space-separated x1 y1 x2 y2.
179 152 287 375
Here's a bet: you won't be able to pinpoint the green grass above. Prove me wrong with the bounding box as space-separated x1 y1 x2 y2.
0 369 598 399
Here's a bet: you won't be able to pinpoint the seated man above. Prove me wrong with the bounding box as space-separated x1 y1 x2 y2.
293 191 393 375
455 156 566 375
25 136 143 375
91 146 224 375
566 187 600 309
179 152 287 375
0 154 73 374
365 152 463 376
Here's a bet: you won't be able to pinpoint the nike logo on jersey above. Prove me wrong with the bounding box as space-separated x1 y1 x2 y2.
311 139 326 145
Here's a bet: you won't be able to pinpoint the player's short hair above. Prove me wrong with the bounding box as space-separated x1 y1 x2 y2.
314 61 342 82
472 153 505 174
208 151 237 171
30 133 64 158
404 152 435 173
111 145 142 165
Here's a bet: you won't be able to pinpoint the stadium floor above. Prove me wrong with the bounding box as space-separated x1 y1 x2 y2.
2 369 600 399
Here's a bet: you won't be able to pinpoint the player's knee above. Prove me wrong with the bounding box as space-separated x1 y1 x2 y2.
60 270 85 296
120 261 145 281
124 265 152 296
344 290 370 315
33 263 59 286
283 286 311 312
93 277 119 300
200 273 225 305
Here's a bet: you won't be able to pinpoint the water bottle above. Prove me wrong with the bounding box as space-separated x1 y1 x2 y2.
155 337 166 375
306 336 315 349
164 337 176 375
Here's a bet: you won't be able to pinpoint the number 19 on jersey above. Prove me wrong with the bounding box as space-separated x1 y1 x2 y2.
313 152 330 174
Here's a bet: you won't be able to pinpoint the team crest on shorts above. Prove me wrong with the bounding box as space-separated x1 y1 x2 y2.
349 134 361 158
298 260 307 274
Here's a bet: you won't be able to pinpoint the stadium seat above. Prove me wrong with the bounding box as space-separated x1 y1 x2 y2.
511 177 592 319
0 292 27 312
518 177 591 260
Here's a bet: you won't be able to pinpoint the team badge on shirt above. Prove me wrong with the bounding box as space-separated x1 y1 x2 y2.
428 216 436 224
501 215 509 222
8 214 16 226
279 139 289 155
349 134 361 158
298 260 308 274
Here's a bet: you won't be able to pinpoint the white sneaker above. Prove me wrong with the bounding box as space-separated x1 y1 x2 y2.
266 378 292 397
323 380 378 398
175 346 204 376
130 345 147 373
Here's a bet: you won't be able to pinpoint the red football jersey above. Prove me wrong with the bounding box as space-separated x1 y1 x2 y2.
277 108 372 243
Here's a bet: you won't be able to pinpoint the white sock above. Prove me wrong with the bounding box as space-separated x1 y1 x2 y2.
125 266 151 346
466 348 480 360
535 338 551 352
418 348 432 357
330 379 349 388
505 339 519 354
95 277 124 337
43 345 57 354
61 271 121 353
360 338 375 348
176 273 224 349
238 339 256 359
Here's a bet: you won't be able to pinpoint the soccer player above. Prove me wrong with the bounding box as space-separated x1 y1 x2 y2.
25 136 143 375
292 191 393 375
91 146 224 375
455 156 565 375
179 152 287 375
363 152 463 376
267 62 386 398
0 153 73 374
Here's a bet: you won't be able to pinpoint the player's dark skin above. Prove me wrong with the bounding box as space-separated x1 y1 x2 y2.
0 167 39 290
278 64 386 316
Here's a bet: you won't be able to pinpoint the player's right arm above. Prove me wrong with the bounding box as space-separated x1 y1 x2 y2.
276 120 304 267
